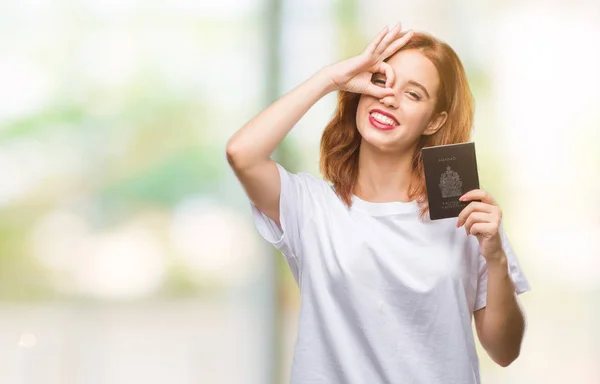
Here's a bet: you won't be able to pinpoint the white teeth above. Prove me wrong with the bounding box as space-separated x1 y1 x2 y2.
370 112 397 126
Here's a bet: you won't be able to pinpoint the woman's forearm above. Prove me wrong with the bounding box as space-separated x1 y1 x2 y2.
226 68 336 170
479 254 525 366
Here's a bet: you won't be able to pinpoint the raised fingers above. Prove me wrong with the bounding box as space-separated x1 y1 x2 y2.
374 23 402 55
366 25 390 55
381 30 414 59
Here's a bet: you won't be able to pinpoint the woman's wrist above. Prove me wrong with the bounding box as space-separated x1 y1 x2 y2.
314 66 339 95
485 252 509 274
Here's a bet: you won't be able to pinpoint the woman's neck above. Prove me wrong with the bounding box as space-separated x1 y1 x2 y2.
355 141 416 203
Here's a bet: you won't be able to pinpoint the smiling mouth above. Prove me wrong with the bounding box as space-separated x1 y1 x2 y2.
369 110 399 130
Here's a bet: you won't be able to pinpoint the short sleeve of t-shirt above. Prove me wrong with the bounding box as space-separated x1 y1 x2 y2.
250 163 322 285
474 221 531 311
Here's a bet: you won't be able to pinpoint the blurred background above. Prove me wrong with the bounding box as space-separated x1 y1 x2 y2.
0 0 598 383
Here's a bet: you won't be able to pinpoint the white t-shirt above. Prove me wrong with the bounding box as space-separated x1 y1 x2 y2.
251 163 530 384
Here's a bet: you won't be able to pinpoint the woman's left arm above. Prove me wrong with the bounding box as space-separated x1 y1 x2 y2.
456 189 526 367
473 254 525 367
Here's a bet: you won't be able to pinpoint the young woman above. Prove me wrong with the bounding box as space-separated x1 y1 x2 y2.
226 23 530 384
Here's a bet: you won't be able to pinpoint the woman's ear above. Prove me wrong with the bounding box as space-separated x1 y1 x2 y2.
423 111 448 136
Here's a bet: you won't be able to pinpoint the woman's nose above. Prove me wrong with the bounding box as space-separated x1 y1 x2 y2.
379 94 398 109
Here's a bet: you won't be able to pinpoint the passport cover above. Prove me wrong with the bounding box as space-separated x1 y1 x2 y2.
421 142 480 220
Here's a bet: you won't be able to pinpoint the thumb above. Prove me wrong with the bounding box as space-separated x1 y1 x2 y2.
363 84 395 99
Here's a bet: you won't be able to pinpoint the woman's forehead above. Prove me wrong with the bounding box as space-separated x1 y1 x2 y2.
386 50 439 88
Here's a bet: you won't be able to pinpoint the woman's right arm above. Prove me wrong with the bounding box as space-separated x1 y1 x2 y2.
226 24 412 225
225 69 336 225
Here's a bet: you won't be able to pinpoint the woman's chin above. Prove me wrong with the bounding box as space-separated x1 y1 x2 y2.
362 135 402 152
359 129 415 153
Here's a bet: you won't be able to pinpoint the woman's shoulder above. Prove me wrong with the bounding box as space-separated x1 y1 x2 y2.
278 163 330 188
296 170 331 189
277 164 337 204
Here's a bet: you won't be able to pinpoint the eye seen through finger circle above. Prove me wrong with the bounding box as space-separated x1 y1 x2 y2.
371 74 387 86
371 74 422 101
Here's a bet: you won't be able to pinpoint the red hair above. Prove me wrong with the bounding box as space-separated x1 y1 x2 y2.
320 31 474 219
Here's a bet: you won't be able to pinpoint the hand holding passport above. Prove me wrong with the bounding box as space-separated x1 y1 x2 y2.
421 142 480 220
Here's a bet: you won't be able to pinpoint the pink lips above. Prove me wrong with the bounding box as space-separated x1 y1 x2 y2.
368 109 399 131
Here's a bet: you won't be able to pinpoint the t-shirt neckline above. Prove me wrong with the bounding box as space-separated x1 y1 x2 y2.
350 194 420 216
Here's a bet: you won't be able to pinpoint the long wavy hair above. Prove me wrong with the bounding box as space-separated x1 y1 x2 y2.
320 31 474 219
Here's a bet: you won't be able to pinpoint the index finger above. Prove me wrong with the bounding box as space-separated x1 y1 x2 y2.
375 61 395 88
459 189 497 206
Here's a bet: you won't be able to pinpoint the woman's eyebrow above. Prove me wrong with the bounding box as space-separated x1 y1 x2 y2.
407 80 430 99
